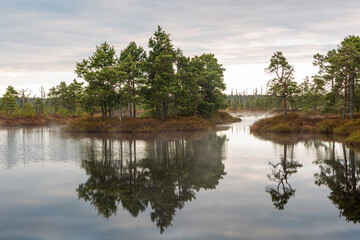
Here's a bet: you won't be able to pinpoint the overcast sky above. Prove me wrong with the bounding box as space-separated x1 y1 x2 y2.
1 0 360 96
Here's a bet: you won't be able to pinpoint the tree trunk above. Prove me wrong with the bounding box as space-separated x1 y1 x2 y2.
175 95 177 118
133 101 136 118
22 97 25 113
349 72 355 119
101 104 105 117
342 78 348 119
132 81 136 118
119 95 122 121
156 101 160 119
194 96 198 116
282 96 287 117
161 100 166 120
332 77 335 111
128 102 132 118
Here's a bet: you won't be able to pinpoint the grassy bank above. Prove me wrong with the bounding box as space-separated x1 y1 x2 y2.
66 111 240 133
67 116 212 133
250 113 360 146
0 114 81 127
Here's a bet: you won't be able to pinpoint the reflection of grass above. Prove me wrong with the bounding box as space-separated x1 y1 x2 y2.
251 113 360 147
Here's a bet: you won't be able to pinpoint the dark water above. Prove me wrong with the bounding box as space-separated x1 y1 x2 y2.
1 114 360 240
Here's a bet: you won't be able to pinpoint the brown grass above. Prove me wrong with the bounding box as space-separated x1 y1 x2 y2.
250 113 321 133
209 111 241 124
346 130 360 147
66 116 214 133
251 113 360 146
0 114 83 127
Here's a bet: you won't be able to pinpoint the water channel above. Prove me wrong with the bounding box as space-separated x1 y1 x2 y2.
0 113 359 239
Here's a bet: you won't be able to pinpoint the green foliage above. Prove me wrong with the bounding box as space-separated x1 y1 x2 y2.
6 26 226 122
196 54 227 117
23 102 35 117
143 25 176 120
76 42 119 117
118 41 146 118
57 107 70 118
265 52 294 117
48 79 84 114
313 35 360 119
1 86 18 116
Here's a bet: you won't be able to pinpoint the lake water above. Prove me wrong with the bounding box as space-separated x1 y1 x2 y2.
1 113 360 240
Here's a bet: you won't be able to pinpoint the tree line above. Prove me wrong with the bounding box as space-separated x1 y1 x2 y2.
261 35 360 118
227 35 360 119
0 26 227 119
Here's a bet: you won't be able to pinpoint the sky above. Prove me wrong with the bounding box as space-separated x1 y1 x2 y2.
1 0 360 96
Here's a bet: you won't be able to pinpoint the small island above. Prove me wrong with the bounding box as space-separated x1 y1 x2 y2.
247 35 360 147
0 26 239 132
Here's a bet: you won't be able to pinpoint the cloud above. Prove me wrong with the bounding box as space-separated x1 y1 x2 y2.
1 0 359 93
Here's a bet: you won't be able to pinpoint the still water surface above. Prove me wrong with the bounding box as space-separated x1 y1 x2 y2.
0 114 360 239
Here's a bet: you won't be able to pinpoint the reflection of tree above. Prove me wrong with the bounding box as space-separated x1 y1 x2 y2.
315 142 360 223
266 144 302 210
77 133 227 233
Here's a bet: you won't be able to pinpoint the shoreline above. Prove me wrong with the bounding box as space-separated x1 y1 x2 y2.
0 111 241 133
250 113 360 147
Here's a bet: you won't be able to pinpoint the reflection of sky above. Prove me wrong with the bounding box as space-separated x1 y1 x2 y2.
0 127 84 168
0 117 360 239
